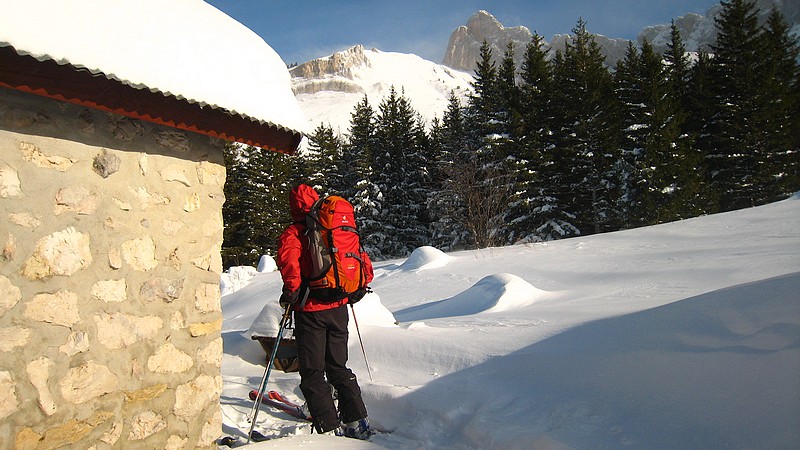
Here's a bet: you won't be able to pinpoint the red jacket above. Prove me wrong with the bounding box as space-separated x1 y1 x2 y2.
276 184 374 312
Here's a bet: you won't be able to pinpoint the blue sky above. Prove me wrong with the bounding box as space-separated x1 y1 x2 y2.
205 0 721 65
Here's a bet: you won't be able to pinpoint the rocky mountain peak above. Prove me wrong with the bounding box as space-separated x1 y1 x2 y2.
443 10 532 72
444 1 798 74
290 44 371 79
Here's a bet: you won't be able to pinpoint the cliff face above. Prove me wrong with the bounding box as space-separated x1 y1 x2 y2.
640 0 799 55
290 44 370 79
443 10 631 71
289 45 369 96
444 2 799 73
442 10 532 72
285 45 474 135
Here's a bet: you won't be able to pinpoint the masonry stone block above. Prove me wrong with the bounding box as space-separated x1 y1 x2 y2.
147 343 194 374
59 361 119 404
94 312 163 349
0 163 21 197
19 140 75 171
121 235 158 271
0 371 17 421
128 410 167 440
92 148 120 178
91 278 127 303
24 290 81 327
26 357 57 416
22 227 92 279
0 275 21 314
173 375 221 421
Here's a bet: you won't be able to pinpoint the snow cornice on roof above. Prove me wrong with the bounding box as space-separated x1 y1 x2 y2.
0 46 302 154
0 0 309 154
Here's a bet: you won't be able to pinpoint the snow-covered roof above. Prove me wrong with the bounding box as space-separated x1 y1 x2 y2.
0 0 309 153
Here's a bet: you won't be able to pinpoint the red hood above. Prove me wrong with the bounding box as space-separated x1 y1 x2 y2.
289 184 319 222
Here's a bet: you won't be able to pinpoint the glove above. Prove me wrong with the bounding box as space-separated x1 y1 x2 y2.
279 289 299 309
348 287 370 305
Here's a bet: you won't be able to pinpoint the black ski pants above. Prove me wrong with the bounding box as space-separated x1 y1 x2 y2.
294 304 367 433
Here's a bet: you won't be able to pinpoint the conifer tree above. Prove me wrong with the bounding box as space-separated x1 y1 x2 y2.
519 34 552 154
706 0 765 211
641 39 695 224
614 41 646 227
468 40 501 141
221 143 294 267
512 34 555 242
344 94 382 247
497 41 523 149
346 95 377 184
304 123 342 192
550 19 619 236
758 9 800 201
429 92 473 250
221 142 251 267
662 22 706 221
463 41 515 247
687 51 716 215
494 41 524 244
368 87 430 257
664 21 692 114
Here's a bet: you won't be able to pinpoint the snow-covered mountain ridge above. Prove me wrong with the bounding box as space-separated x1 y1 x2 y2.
290 44 474 135
288 1 798 138
446 1 798 73
640 0 799 56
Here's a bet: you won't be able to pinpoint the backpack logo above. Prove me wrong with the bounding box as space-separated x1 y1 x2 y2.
304 196 367 302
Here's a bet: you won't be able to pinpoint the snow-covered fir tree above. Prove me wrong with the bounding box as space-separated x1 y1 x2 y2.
368 87 431 258
509 33 556 243
222 143 295 267
705 0 774 211
428 93 474 250
550 19 619 236
304 123 343 194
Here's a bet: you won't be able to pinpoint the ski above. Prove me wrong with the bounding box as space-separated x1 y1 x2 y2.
268 390 306 411
249 389 311 421
249 389 390 437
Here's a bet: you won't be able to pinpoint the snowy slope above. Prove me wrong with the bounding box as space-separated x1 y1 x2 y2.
219 194 800 449
291 46 474 135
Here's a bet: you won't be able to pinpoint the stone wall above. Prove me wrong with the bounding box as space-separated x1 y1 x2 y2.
0 87 227 449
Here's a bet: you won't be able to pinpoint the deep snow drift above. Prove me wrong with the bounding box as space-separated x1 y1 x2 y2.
219 195 800 449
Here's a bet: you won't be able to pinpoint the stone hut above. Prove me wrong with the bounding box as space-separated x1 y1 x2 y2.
0 1 307 448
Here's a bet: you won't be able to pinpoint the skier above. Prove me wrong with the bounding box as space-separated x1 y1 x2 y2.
276 183 374 438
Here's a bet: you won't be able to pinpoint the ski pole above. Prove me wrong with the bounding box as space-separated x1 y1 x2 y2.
245 300 294 443
350 303 373 382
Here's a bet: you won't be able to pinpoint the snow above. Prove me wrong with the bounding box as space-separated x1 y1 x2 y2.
293 48 474 134
220 195 800 448
397 246 451 271
257 255 278 273
0 0 309 135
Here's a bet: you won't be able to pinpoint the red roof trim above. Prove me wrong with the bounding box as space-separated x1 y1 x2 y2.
0 45 302 154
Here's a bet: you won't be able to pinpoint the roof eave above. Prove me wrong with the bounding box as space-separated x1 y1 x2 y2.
0 45 302 154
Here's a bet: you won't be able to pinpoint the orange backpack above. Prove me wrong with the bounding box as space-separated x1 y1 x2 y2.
304 195 368 301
